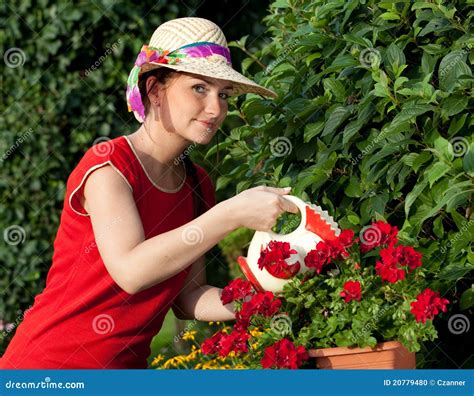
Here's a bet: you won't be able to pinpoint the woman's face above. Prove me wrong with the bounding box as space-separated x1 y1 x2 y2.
153 72 232 144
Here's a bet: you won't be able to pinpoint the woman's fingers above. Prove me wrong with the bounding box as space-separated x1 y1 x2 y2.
278 196 300 214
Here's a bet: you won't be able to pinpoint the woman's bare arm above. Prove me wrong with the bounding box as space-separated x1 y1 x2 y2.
172 256 235 321
83 166 236 294
83 165 296 295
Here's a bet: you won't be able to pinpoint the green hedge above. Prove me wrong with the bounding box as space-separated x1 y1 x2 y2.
209 0 473 368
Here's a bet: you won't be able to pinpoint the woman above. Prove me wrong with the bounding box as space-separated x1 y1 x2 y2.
0 17 297 369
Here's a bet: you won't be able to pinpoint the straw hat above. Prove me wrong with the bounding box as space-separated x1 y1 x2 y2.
126 17 277 123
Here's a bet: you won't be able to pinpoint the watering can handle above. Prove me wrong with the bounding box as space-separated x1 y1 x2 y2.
264 195 310 238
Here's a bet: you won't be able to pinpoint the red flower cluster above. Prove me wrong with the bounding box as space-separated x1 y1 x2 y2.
261 338 309 369
236 291 282 330
360 221 398 252
304 229 355 273
257 241 301 279
375 245 423 283
220 278 254 305
410 288 449 324
201 329 250 357
340 280 362 303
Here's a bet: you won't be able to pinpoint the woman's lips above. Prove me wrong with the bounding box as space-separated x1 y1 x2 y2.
196 120 215 129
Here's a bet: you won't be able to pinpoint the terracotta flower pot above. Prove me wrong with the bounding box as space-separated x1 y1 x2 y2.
308 341 416 369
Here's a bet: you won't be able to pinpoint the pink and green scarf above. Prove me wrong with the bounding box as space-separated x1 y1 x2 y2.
126 41 232 123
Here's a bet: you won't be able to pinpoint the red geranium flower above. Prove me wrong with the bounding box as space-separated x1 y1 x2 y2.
258 241 301 279
340 280 362 303
410 288 449 324
261 338 308 369
397 245 422 271
360 221 398 252
220 278 254 305
338 229 356 249
375 260 406 283
201 329 250 357
304 242 331 273
237 291 282 327
305 230 355 273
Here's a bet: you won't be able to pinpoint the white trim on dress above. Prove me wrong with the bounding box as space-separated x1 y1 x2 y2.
69 161 133 217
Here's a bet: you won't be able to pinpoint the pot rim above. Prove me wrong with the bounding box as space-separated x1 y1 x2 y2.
307 341 407 358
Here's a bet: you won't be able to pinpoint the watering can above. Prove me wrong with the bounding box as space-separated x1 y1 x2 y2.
238 195 341 294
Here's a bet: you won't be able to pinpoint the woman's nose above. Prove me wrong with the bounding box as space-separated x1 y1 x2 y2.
205 94 224 116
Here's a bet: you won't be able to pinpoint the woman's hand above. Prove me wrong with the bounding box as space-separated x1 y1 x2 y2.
224 186 299 231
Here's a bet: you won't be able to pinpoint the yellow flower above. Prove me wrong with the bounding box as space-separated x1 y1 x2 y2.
234 364 248 369
250 328 264 337
182 330 197 342
151 354 165 367
163 355 188 369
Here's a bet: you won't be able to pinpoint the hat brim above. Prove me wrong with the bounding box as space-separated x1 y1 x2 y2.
140 59 278 99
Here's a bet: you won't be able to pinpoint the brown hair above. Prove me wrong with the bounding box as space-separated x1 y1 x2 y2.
138 68 206 218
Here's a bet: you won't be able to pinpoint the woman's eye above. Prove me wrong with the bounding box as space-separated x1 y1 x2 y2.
219 93 229 100
193 85 206 93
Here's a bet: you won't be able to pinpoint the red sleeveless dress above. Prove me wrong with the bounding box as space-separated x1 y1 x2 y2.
0 136 215 369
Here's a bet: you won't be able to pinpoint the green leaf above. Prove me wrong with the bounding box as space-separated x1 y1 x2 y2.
345 176 363 198
419 18 451 37
441 95 469 119
448 114 468 136
323 78 346 102
434 136 454 162
412 151 432 172
439 264 474 281
460 287 474 310
438 51 472 92
463 143 474 174
322 106 351 137
433 216 444 239
304 121 325 142
405 180 428 216
389 104 434 129
380 12 400 21
386 43 406 71
343 34 372 48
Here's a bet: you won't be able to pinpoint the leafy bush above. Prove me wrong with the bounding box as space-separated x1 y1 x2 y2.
206 0 473 368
